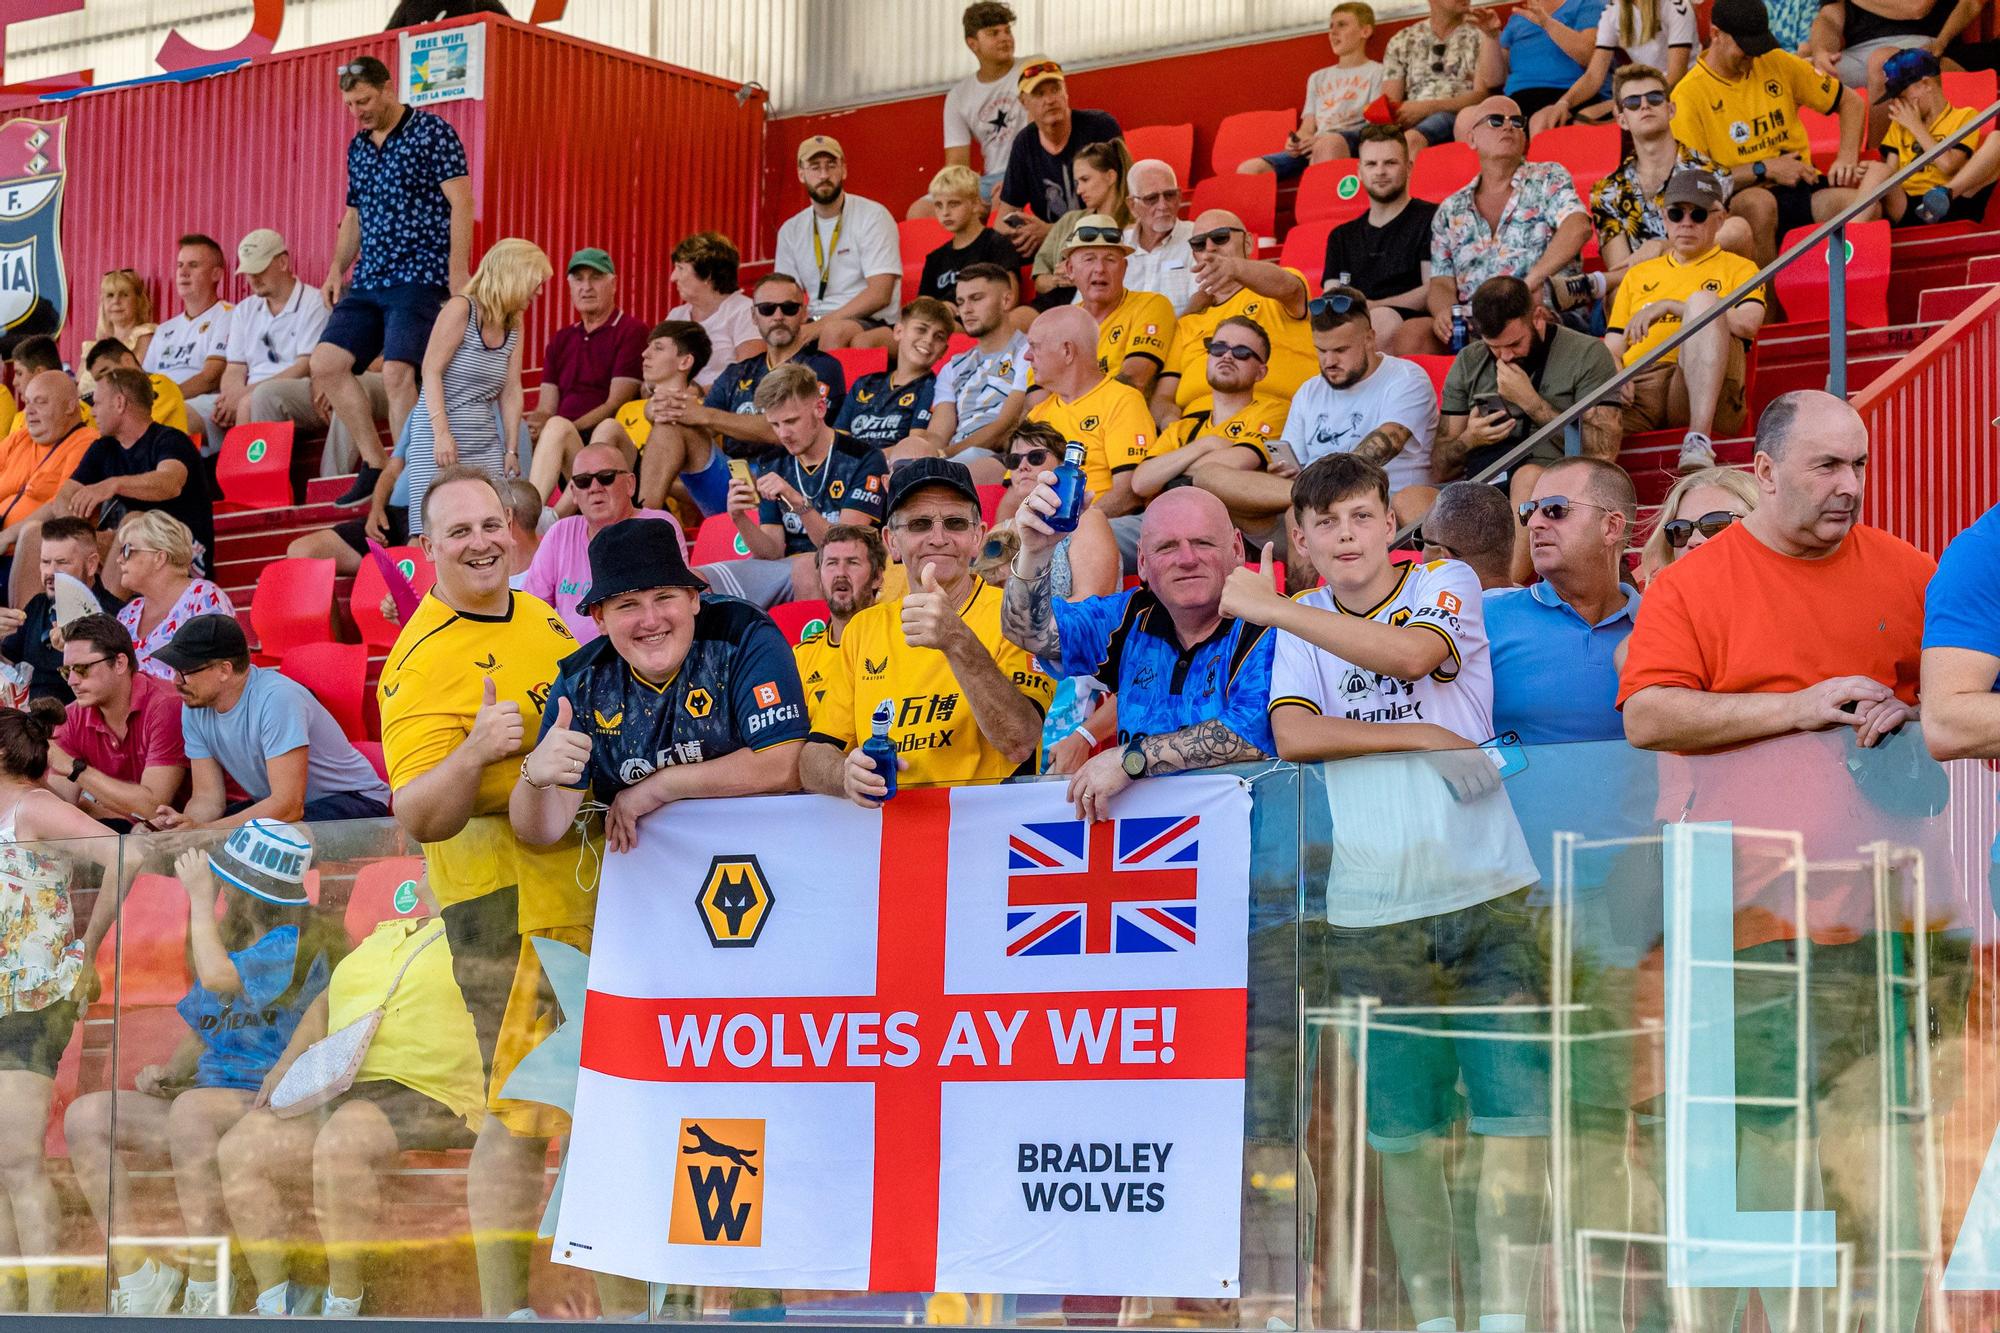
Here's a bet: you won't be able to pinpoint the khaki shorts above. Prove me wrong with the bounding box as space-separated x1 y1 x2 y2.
1621 339 1747 434
488 924 593 1139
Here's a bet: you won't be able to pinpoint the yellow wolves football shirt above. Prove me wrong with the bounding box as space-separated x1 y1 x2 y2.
615 397 651 450
1882 103 1983 196
1671 50 1840 170
809 579 1054 789
1027 375 1154 497
1171 270 1317 411
1093 287 1178 378
1147 392 1293 464
378 589 592 932
1607 244 1765 366
793 621 844 725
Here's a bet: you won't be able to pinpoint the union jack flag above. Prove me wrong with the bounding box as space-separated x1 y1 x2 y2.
1005 815 1200 956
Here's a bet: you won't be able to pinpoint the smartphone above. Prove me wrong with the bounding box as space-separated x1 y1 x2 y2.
1474 396 1508 419
728 458 755 489
1003 212 1027 228
1269 441 1302 471
1479 731 1528 779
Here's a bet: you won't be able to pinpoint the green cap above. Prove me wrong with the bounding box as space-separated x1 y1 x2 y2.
567 247 614 275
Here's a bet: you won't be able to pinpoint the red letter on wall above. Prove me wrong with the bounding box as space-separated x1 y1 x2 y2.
155 0 283 72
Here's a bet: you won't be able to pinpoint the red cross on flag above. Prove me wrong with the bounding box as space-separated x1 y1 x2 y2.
555 776 1252 1297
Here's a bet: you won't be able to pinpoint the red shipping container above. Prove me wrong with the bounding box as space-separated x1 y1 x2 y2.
0 16 766 378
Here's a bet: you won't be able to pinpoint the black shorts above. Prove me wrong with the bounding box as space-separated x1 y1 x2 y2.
338 1078 475 1151
1759 179 1822 240
0 1000 77 1079
333 505 411 555
440 885 520 1078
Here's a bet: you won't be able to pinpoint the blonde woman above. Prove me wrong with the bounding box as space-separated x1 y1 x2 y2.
1531 0 1698 133
397 238 552 536
93 269 156 365
114 511 233 680
1638 464 1758 582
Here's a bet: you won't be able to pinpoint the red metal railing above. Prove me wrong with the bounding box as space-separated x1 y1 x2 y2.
1853 282 2000 555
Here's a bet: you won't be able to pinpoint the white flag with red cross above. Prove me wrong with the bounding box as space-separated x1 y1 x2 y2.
553 775 1252 1297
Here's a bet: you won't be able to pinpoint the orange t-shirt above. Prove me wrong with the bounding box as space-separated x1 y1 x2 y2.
1617 521 1938 949
0 420 95 527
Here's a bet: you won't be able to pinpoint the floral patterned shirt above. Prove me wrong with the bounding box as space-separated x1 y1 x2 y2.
0 793 81 1016
120 578 236 681
1590 144 1727 253
1382 19 1484 103
1429 161 1586 303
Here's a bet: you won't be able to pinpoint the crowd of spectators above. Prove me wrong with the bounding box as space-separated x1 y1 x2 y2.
0 0 1991 1322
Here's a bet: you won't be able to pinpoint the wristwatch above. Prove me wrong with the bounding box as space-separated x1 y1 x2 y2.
1752 159 1768 181
67 755 86 783
1121 735 1149 780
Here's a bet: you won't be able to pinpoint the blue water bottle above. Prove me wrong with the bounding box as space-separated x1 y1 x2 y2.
1449 304 1471 354
861 699 898 802
1044 440 1089 535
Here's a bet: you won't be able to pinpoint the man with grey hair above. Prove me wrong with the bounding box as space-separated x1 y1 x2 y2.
1419 479 1518 590
1123 158 1196 314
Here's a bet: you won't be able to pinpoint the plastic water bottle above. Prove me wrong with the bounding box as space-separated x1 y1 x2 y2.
1335 271 1352 288
1449 305 1471 354
1044 441 1090 535
861 700 898 802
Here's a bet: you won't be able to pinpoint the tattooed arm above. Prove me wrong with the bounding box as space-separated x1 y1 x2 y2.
1137 719 1269 774
1351 422 1412 466
1002 476 1068 661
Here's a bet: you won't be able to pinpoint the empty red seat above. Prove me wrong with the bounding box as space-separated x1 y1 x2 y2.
1527 123 1622 196
767 598 831 646
350 544 435 650
1942 69 1997 109
1773 220 1890 328
215 420 294 512
898 216 951 268
1408 354 1455 400
249 557 335 663
344 856 430 942
691 512 752 565
1410 141 1478 202
1295 158 1368 226
1210 107 1299 176
1279 219 1338 290
1190 173 1278 245
976 483 1006 524
280 640 371 740
1124 122 1194 186
829 346 887 384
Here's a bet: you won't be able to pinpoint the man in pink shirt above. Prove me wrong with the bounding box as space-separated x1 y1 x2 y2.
517 442 683 641
43 613 188 826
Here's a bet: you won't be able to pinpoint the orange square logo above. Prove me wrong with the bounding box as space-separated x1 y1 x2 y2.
753 681 781 709
669 1118 766 1246
1437 591 1462 614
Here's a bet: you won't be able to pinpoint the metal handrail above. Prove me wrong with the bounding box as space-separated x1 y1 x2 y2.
1396 92 2000 539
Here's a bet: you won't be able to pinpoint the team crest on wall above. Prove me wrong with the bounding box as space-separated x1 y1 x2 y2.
0 118 66 336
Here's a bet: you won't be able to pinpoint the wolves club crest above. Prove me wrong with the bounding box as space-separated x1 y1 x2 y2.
0 118 65 336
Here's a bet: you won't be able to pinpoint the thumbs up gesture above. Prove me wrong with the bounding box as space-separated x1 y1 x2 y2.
467 674 525 763
522 694 594 790
900 562 967 653
1220 542 1286 625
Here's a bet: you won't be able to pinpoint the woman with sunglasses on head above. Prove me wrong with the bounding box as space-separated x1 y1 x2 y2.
395 238 551 536
1030 140 1133 306
113 511 233 681
1638 464 1758 581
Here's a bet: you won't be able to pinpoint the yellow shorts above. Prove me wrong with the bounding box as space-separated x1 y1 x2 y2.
489 924 593 1139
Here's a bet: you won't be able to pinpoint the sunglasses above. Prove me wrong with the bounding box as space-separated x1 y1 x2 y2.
1516 495 1612 525
1205 338 1264 362
1417 532 1462 560
1481 113 1528 130
1619 90 1669 110
1003 447 1053 471
118 543 158 562
1662 509 1741 548
58 656 108 680
1132 188 1182 207
1308 291 1364 318
1019 61 1061 82
571 469 629 490
754 300 804 317
1070 224 1124 245
335 61 377 90
1665 204 1710 223
1189 226 1243 251
895 515 978 535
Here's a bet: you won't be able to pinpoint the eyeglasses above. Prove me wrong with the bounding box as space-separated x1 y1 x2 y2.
1516 495 1612 525
754 300 803 317
171 661 226 684
1662 509 1741 548
1205 338 1265 362
118 543 158 562
1003 447 1052 471
571 469 629 490
1131 189 1181 207
1308 291 1364 318
58 657 108 680
1189 226 1243 251
1070 224 1124 245
1417 532 1462 560
1665 204 1710 224
894 515 978 535
1618 90 1669 110
1481 113 1529 130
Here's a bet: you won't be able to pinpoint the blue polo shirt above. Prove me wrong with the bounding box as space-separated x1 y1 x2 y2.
1050 587 1277 758
1923 501 2000 688
346 106 468 291
1501 0 1606 95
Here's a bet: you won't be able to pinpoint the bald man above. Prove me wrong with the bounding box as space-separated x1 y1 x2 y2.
1024 306 1155 547
1414 94 1593 355
0 370 96 562
1005 480 1276 820
1155 207 1317 422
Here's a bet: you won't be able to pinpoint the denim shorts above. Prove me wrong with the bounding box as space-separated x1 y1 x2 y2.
320 282 449 369
1321 886 1551 1152
1411 109 1458 146
1259 132 1362 177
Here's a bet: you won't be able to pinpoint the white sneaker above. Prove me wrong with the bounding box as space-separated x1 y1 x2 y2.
1677 431 1717 472
321 1289 362 1319
182 1279 221 1316
111 1261 185 1316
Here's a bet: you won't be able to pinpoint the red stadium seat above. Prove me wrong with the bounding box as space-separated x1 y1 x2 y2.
976 484 1006 524
1526 123 1622 196
350 545 435 650
829 346 887 384
344 856 430 943
692 512 752 565
940 332 976 367
1190 173 1278 245
1295 158 1367 226
1801 91 1865 171
95 873 190 1008
214 420 294 512
355 740 388 784
1279 219 1338 290
1942 69 1997 110
1408 354 1455 400
1774 220 1890 328
1124 122 1194 186
898 216 951 268
1410 141 1478 202
249 557 335 663
1210 108 1299 176
768 598 831 646
280 641 371 741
